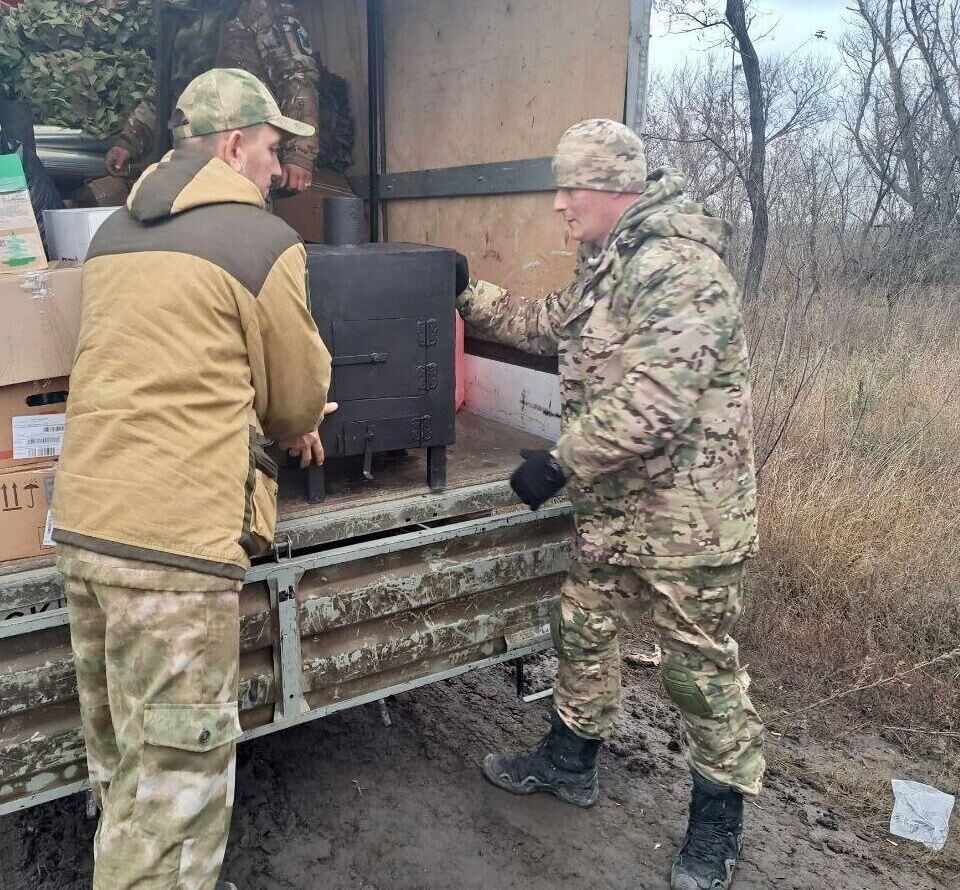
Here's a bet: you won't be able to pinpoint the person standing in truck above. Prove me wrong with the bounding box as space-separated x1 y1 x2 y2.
105 0 321 193
456 119 764 890
52 68 332 890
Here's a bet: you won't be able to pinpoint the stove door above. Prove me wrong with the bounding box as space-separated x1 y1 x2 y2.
329 317 424 402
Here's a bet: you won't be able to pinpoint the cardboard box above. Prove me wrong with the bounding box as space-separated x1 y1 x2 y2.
0 377 69 470
0 152 47 274
71 174 129 209
273 169 355 244
0 262 83 387
43 207 118 260
0 462 56 563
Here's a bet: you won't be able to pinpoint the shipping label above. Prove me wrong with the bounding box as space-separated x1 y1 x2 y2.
43 510 55 547
12 413 66 459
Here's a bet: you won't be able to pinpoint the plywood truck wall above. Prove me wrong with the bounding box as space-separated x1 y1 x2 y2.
296 0 630 296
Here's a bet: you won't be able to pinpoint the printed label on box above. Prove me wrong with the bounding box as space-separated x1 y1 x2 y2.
12 413 66 459
0 190 36 229
0 230 44 269
43 510 55 547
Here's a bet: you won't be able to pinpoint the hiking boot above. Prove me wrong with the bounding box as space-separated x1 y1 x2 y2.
671 771 744 890
481 710 601 808
215 882 238 890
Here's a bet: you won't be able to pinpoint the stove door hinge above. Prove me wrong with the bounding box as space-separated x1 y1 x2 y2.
417 362 438 391
409 415 433 445
418 318 439 347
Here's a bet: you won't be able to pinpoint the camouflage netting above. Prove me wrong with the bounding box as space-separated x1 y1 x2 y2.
0 0 154 139
316 64 354 172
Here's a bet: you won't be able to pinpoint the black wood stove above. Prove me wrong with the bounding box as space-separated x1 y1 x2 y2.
303 207 457 501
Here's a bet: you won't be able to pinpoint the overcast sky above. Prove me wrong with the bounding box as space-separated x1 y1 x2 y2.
649 0 852 70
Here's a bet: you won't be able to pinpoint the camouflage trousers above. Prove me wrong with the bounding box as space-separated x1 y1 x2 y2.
553 557 765 796
59 546 242 890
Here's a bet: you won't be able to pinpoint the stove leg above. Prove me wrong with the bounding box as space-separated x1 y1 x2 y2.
362 423 376 480
307 463 326 502
426 445 447 491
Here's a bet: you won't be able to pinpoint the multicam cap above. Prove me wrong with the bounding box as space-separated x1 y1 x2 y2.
170 68 316 140
552 119 647 193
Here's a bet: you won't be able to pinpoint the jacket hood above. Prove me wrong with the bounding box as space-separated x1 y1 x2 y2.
610 167 732 257
127 149 265 223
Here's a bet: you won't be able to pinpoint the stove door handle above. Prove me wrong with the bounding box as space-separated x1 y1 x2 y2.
332 351 390 366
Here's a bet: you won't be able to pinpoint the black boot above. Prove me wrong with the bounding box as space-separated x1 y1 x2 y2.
671 771 744 890
215 882 238 889
480 710 601 808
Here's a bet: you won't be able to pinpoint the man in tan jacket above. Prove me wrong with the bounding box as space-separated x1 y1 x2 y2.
52 68 332 890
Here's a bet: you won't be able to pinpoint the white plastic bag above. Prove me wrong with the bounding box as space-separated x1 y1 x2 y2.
890 779 955 851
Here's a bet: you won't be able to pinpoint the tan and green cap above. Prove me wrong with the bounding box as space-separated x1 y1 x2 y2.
170 68 316 140
553 118 647 193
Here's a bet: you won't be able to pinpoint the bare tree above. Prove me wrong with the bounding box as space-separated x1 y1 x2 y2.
646 59 739 206
650 0 958 289
901 0 960 214
647 53 833 284
843 0 927 216
725 0 768 303
656 1 834 300
841 0 960 281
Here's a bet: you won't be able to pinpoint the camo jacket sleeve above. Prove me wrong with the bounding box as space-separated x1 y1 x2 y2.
114 91 157 160
456 278 582 357
554 242 738 482
240 0 321 169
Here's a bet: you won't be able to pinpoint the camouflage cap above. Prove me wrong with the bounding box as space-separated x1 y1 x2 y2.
170 68 316 140
553 119 647 193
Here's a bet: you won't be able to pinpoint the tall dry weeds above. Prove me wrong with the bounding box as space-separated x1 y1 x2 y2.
742 282 960 730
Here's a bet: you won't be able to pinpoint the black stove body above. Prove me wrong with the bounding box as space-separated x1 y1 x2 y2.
305 242 457 500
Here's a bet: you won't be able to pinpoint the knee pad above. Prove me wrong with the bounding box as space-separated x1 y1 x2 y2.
662 661 713 718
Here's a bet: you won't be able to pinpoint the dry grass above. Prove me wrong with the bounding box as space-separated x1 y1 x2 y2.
741 282 960 731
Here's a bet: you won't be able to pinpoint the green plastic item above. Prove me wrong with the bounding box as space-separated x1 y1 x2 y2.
0 151 29 194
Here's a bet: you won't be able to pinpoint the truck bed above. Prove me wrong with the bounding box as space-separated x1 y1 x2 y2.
0 411 546 581
270 410 554 551
0 412 574 816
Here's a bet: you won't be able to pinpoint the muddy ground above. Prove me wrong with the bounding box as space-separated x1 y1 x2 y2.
1 633 952 889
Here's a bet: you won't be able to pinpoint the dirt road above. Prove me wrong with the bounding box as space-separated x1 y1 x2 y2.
1 648 944 889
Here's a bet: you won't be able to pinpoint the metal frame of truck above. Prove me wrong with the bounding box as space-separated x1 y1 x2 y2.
0 0 653 817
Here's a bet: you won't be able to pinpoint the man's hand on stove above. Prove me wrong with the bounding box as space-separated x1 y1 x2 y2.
281 402 339 468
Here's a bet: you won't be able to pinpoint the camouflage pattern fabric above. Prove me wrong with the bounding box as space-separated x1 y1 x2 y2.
0 0 153 139
224 35 355 172
553 556 764 796
115 0 321 169
229 0 321 170
553 118 647 194
172 67 314 139
457 167 759 569
112 3 224 160
59 545 241 890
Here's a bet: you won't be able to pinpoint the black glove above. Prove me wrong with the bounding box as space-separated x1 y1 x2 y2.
455 250 470 296
510 449 566 510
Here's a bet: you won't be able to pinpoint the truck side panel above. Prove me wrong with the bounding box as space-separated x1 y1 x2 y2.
0 488 573 815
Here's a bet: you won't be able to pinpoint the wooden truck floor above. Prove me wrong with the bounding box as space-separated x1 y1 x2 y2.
0 411 552 582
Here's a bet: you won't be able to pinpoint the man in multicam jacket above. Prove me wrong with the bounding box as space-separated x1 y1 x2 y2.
457 119 764 890
105 0 320 192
